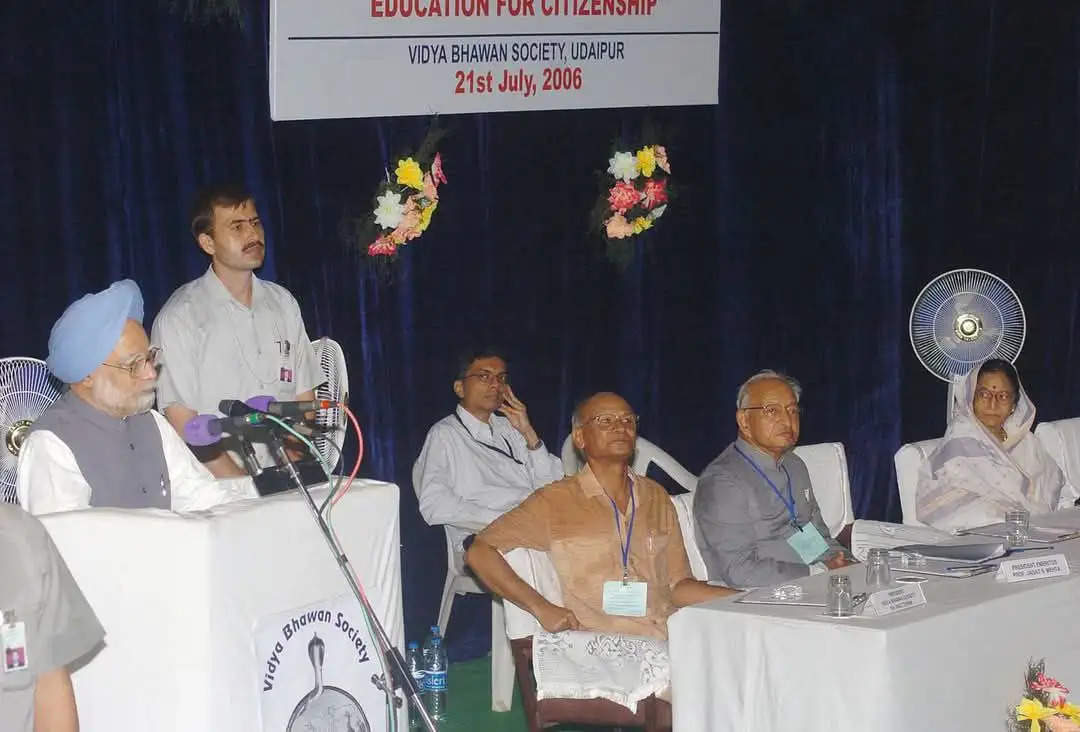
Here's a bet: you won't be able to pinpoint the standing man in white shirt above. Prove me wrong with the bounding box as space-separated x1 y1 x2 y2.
413 349 564 567
152 184 319 477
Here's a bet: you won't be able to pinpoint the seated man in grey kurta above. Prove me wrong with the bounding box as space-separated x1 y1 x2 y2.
694 370 851 588
16 279 257 515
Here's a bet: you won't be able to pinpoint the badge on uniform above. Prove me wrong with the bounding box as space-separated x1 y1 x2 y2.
279 367 293 383
2 610 28 673
602 580 648 617
786 522 831 564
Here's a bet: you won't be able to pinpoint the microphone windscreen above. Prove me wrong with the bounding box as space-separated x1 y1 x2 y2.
245 395 275 412
183 414 221 446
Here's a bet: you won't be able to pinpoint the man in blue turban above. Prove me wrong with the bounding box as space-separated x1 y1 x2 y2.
16 280 257 514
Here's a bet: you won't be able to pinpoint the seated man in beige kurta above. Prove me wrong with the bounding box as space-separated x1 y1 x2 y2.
466 391 734 640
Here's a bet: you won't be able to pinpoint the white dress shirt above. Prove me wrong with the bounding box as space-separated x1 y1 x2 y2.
151 266 318 468
413 405 564 560
17 410 258 515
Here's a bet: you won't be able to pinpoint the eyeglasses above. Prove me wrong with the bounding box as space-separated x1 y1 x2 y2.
975 388 1013 404
582 413 640 431
742 403 801 420
463 372 509 385
103 347 161 378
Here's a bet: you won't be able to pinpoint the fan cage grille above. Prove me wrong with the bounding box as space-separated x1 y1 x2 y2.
1 358 62 503
909 269 1026 382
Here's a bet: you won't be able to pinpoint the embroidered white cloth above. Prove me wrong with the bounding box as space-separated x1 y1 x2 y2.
531 631 670 713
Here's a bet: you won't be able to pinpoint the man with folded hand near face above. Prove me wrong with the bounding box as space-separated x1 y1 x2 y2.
466 391 734 639
412 348 564 568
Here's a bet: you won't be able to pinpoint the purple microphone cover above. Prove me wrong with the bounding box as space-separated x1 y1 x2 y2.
183 414 220 446
245 395 274 412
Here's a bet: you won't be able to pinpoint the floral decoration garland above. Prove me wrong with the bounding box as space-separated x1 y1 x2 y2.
1011 661 1080 731
366 152 447 257
601 144 670 240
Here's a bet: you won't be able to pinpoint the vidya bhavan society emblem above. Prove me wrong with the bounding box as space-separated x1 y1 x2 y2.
286 634 370 732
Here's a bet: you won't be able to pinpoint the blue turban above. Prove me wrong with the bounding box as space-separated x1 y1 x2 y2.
47 279 145 384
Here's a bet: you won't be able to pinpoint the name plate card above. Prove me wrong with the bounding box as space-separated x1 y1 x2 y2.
863 584 927 617
995 554 1070 583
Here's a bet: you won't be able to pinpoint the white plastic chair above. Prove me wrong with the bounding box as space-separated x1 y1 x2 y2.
893 439 942 526
559 434 707 581
435 527 514 711
1034 419 1080 506
792 442 855 538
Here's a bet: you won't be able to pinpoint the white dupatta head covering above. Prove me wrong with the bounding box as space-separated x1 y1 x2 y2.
916 362 1064 530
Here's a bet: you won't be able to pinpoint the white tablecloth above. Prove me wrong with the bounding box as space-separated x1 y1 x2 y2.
669 508 1080 732
39 481 404 732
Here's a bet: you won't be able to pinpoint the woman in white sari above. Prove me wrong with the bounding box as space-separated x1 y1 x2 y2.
916 359 1076 531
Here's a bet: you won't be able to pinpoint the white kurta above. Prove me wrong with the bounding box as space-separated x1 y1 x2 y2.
412 405 564 562
17 409 258 515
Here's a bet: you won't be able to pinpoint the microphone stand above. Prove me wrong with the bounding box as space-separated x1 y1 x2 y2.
264 430 437 732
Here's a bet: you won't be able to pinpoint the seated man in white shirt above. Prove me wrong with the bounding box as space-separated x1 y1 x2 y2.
412 349 564 567
17 279 258 514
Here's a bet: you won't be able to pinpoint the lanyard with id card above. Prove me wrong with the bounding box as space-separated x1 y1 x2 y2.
601 482 648 617
2 610 28 673
734 444 830 564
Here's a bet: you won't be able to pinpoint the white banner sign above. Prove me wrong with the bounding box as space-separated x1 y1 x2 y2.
256 594 388 732
270 0 721 119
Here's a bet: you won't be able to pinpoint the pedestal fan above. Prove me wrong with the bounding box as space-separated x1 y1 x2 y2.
0 358 61 503
909 269 1026 420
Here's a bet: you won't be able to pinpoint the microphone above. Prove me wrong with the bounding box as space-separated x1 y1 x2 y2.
243 395 335 418
229 398 323 438
183 412 274 446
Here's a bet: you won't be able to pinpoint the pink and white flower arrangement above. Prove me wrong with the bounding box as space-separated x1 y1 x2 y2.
600 144 671 242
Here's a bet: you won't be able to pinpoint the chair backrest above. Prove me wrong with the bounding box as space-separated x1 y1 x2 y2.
791 442 854 538
557 434 707 580
501 548 564 639
1034 419 1080 505
893 438 942 526
312 337 349 470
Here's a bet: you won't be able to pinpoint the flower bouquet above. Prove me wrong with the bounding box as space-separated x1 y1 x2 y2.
1010 660 1080 731
601 145 670 240
591 141 672 267
365 151 447 257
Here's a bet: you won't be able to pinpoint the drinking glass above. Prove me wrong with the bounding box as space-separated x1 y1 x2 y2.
1005 509 1030 548
865 548 893 589
826 574 853 617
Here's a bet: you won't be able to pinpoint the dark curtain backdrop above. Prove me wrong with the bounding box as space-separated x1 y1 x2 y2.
4 0 1080 652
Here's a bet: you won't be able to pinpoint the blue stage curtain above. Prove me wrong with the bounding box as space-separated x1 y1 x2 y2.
4 0 1080 654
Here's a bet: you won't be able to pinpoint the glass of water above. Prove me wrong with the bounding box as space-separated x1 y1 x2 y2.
865 548 892 589
1005 509 1030 547
826 574 853 617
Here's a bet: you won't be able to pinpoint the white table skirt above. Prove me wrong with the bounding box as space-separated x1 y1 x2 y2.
669 508 1080 731
39 481 405 732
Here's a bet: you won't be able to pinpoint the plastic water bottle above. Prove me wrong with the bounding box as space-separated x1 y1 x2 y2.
422 625 448 723
405 641 425 730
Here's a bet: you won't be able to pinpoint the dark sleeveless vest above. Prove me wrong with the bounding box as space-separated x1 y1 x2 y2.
30 391 171 509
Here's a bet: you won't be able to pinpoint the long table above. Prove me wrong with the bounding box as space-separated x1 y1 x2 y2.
40 481 405 732
668 509 1080 731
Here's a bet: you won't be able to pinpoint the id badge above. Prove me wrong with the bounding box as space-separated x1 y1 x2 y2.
786 522 830 564
1 614 28 673
602 580 648 617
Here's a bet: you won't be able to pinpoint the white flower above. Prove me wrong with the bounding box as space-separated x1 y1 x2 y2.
374 191 406 229
607 151 639 182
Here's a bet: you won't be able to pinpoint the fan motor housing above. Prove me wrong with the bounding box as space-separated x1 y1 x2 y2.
5 418 32 457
